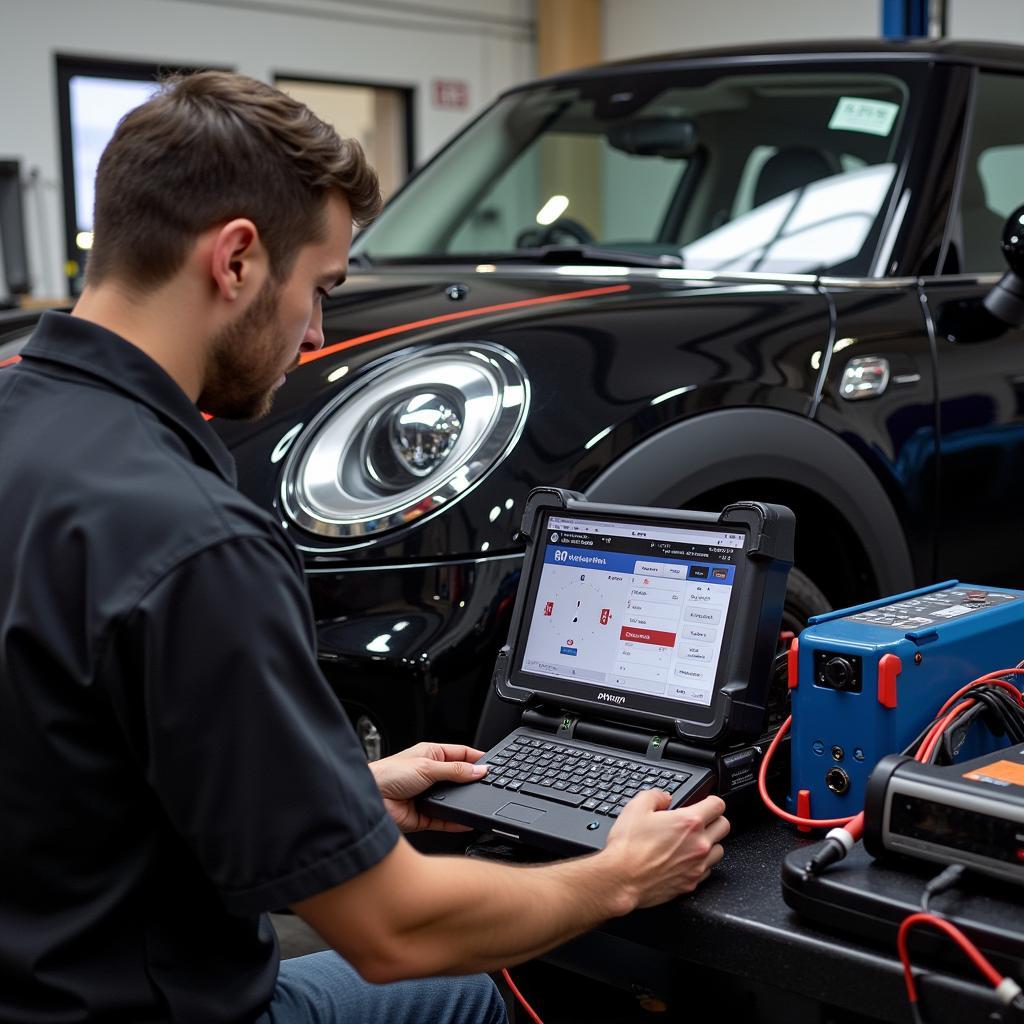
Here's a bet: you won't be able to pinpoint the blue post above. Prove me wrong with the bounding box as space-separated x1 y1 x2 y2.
882 0 928 38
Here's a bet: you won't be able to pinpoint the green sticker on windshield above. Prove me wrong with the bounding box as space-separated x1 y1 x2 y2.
828 97 899 137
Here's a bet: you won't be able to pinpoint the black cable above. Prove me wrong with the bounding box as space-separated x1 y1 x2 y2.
968 689 1018 744
935 704 987 765
987 688 1024 741
920 864 965 914
921 683 1024 765
977 688 1024 744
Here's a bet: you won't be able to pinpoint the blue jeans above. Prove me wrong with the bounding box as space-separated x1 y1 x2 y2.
256 950 507 1023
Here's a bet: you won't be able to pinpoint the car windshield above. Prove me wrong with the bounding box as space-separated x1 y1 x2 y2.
355 65 915 276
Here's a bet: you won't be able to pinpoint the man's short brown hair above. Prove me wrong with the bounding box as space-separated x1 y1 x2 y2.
86 71 381 290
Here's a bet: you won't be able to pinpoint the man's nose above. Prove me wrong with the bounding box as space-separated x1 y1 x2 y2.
301 304 325 353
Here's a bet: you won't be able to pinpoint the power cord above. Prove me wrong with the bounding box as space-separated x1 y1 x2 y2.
898 865 1024 1022
919 864 964 915
897 910 1023 1023
501 968 545 1024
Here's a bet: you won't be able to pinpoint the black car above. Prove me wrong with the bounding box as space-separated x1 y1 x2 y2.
6 38 1024 756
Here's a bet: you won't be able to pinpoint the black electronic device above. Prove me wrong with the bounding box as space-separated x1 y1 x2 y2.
863 745 1024 885
0 160 30 300
781 838 1024 978
419 488 793 855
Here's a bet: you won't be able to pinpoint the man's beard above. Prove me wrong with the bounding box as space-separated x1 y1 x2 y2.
198 278 291 421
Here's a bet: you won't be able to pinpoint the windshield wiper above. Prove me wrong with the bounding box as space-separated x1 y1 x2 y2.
516 245 684 269
356 248 684 269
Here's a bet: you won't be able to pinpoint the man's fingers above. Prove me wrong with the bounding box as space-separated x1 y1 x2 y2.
702 843 725 871
689 794 727 826
421 758 487 784
427 818 474 833
428 743 488 764
705 815 731 845
622 788 673 816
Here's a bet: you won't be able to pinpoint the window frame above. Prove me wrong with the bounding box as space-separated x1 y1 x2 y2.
55 54 225 296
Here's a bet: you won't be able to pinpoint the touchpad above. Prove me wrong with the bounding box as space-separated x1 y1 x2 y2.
496 802 547 825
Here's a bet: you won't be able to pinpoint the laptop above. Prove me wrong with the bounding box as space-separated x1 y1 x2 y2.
419 488 793 855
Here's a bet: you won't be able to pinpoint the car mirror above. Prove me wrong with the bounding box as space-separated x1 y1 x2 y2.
983 204 1024 326
605 118 699 159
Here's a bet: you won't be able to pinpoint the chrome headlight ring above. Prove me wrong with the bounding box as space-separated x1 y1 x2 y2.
280 343 529 541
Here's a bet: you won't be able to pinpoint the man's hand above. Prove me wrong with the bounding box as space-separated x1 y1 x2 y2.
603 791 729 909
368 742 487 833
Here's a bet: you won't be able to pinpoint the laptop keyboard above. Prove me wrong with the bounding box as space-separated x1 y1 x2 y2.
480 735 692 818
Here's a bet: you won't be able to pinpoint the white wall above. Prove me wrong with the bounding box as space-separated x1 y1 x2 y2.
602 0 879 63
0 0 534 299
603 0 1024 66
948 1 1024 43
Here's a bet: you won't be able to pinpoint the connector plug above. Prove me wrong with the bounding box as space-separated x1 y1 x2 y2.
806 827 855 875
995 977 1022 1005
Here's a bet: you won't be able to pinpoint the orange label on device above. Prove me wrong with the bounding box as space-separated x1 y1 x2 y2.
963 759 1024 786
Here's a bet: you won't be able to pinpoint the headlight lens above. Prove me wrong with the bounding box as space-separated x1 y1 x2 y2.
364 392 464 485
280 343 529 540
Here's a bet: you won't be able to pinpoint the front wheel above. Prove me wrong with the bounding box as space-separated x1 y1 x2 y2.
781 566 831 637
765 567 830 730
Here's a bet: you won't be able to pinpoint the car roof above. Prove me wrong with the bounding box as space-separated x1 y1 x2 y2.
533 38 1024 86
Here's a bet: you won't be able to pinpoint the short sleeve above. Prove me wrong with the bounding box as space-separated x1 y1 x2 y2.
105 535 400 915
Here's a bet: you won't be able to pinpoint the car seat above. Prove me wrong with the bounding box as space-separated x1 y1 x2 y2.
753 146 834 207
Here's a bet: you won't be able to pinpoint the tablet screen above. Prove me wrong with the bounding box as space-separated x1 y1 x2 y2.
519 513 745 707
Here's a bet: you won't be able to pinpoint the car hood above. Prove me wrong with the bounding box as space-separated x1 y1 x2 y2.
212 263 830 567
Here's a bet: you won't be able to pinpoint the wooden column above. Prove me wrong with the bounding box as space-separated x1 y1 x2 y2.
536 0 603 237
537 0 601 77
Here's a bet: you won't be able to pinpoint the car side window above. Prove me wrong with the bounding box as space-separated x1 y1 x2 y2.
953 72 1024 273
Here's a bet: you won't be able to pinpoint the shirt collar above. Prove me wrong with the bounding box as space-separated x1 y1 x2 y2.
22 310 237 486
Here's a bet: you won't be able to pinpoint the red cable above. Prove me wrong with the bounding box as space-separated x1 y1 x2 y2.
917 701 975 764
933 673 1024 719
757 715 856 829
915 674 1024 763
501 968 544 1024
897 912 1006 1004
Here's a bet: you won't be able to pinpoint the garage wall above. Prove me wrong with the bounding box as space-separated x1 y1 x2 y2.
601 0 879 63
948 2 1024 43
603 0 1024 63
0 0 533 299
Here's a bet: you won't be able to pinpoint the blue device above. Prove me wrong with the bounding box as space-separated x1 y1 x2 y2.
788 581 1024 821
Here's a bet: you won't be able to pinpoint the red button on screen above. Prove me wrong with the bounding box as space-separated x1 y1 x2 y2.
619 627 676 646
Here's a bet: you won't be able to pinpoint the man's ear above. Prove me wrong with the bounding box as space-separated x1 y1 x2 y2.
208 218 267 301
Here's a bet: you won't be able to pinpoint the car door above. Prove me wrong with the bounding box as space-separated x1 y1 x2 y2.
814 282 939 586
925 69 1024 587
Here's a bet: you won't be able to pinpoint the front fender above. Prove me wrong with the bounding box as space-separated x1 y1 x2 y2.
585 407 914 596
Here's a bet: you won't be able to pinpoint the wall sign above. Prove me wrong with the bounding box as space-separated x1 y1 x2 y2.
432 79 469 110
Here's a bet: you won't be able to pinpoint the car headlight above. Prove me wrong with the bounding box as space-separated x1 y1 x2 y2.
280 343 529 540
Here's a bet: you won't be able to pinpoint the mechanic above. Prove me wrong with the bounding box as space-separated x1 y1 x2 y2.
0 72 729 1024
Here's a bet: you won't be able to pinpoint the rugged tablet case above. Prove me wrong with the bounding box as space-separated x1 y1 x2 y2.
493 487 794 745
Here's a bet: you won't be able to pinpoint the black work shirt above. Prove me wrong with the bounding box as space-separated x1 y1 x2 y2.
0 312 399 1023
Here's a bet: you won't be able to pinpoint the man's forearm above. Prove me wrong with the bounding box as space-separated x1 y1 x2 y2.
293 791 725 983
394 845 637 976
293 838 637 982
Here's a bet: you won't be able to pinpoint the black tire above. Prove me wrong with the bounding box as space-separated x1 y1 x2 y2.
765 567 832 729
781 566 831 636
